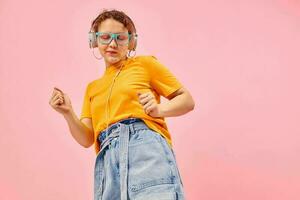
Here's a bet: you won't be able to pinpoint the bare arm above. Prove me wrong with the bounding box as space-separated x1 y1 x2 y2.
63 111 94 148
138 87 195 118
49 87 94 148
160 87 195 117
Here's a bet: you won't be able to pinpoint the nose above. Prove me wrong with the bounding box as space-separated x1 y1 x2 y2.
108 38 118 48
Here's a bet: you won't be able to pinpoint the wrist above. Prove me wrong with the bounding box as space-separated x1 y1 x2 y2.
158 104 167 118
63 109 75 120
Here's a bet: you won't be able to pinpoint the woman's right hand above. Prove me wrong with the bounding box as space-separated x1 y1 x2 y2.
49 87 73 115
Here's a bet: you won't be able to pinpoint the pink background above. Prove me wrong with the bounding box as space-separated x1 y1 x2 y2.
1 0 300 199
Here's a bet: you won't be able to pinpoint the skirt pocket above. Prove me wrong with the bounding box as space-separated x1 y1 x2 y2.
128 129 176 199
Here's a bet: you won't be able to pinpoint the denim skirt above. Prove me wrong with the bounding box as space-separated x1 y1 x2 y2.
94 118 185 200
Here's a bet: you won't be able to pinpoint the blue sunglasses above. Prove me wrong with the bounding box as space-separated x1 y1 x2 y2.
95 32 136 45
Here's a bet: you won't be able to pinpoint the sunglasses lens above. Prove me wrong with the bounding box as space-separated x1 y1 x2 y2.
117 33 129 44
97 33 130 45
98 33 111 44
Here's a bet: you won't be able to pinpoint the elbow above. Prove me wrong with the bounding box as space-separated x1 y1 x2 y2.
188 102 195 111
187 95 195 111
83 129 94 148
187 98 195 111
183 90 195 111
82 135 94 148
183 102 194 114
82 142 93 148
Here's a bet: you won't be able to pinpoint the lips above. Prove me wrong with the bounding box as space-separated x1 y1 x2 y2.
106 51 118 54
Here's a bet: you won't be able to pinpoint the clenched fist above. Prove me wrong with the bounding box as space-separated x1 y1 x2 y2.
137 91 163 118
49 87 73 115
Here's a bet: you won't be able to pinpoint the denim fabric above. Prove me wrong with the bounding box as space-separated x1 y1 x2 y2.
94 118 185 200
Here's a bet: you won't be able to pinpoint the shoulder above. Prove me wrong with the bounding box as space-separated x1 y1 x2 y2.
131 55 161 76
132 55 161 71
87 78 100 88
84 78 102 95
133 55 158 63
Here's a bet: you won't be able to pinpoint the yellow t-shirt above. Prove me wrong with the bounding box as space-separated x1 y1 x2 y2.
80 55 183 154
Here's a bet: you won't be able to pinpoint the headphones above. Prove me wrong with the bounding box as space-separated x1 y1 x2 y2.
88 31 138 51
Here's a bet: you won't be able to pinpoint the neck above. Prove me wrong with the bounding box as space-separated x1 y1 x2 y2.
105 56 128 69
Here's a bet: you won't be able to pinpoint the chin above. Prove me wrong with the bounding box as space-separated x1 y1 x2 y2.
106 56 121 64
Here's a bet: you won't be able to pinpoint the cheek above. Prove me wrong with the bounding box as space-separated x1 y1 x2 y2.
98 46 106 55
119 46 129 55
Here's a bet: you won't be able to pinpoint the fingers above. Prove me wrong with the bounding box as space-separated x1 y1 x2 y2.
52 97 64 107
51 95 64 106
51 91 60 100
51 92 64 102
51 87 64 97
138 92 155 105
54 87 64 94
143 99 156 114
137 92 157 114
49 87 65 106
143 99 155 109
137 92 149 99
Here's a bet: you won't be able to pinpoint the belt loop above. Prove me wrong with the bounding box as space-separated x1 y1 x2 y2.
119 123 130 200
94 151 105 200
129 123 135 135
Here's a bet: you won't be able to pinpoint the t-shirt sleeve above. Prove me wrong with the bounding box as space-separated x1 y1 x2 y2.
80 84 92 120
146 56 183 98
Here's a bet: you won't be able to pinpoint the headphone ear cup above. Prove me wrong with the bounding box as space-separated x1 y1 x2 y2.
88 32 98 48
133 35 137 50
128 37 133 50
129 34 137 50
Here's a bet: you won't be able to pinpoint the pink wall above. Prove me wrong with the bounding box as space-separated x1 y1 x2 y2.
1 0 300 199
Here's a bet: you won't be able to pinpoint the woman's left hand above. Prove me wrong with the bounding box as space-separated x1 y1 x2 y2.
137 91 163 118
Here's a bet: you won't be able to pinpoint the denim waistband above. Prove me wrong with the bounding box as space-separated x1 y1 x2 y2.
98 118 148 143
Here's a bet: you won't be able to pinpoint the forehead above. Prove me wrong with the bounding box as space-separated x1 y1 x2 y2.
98 18 128 33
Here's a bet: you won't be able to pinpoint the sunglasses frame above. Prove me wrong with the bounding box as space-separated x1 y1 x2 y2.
95 32 132 45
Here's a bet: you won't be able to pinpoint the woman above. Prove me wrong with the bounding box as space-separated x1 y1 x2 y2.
49 9 194 200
